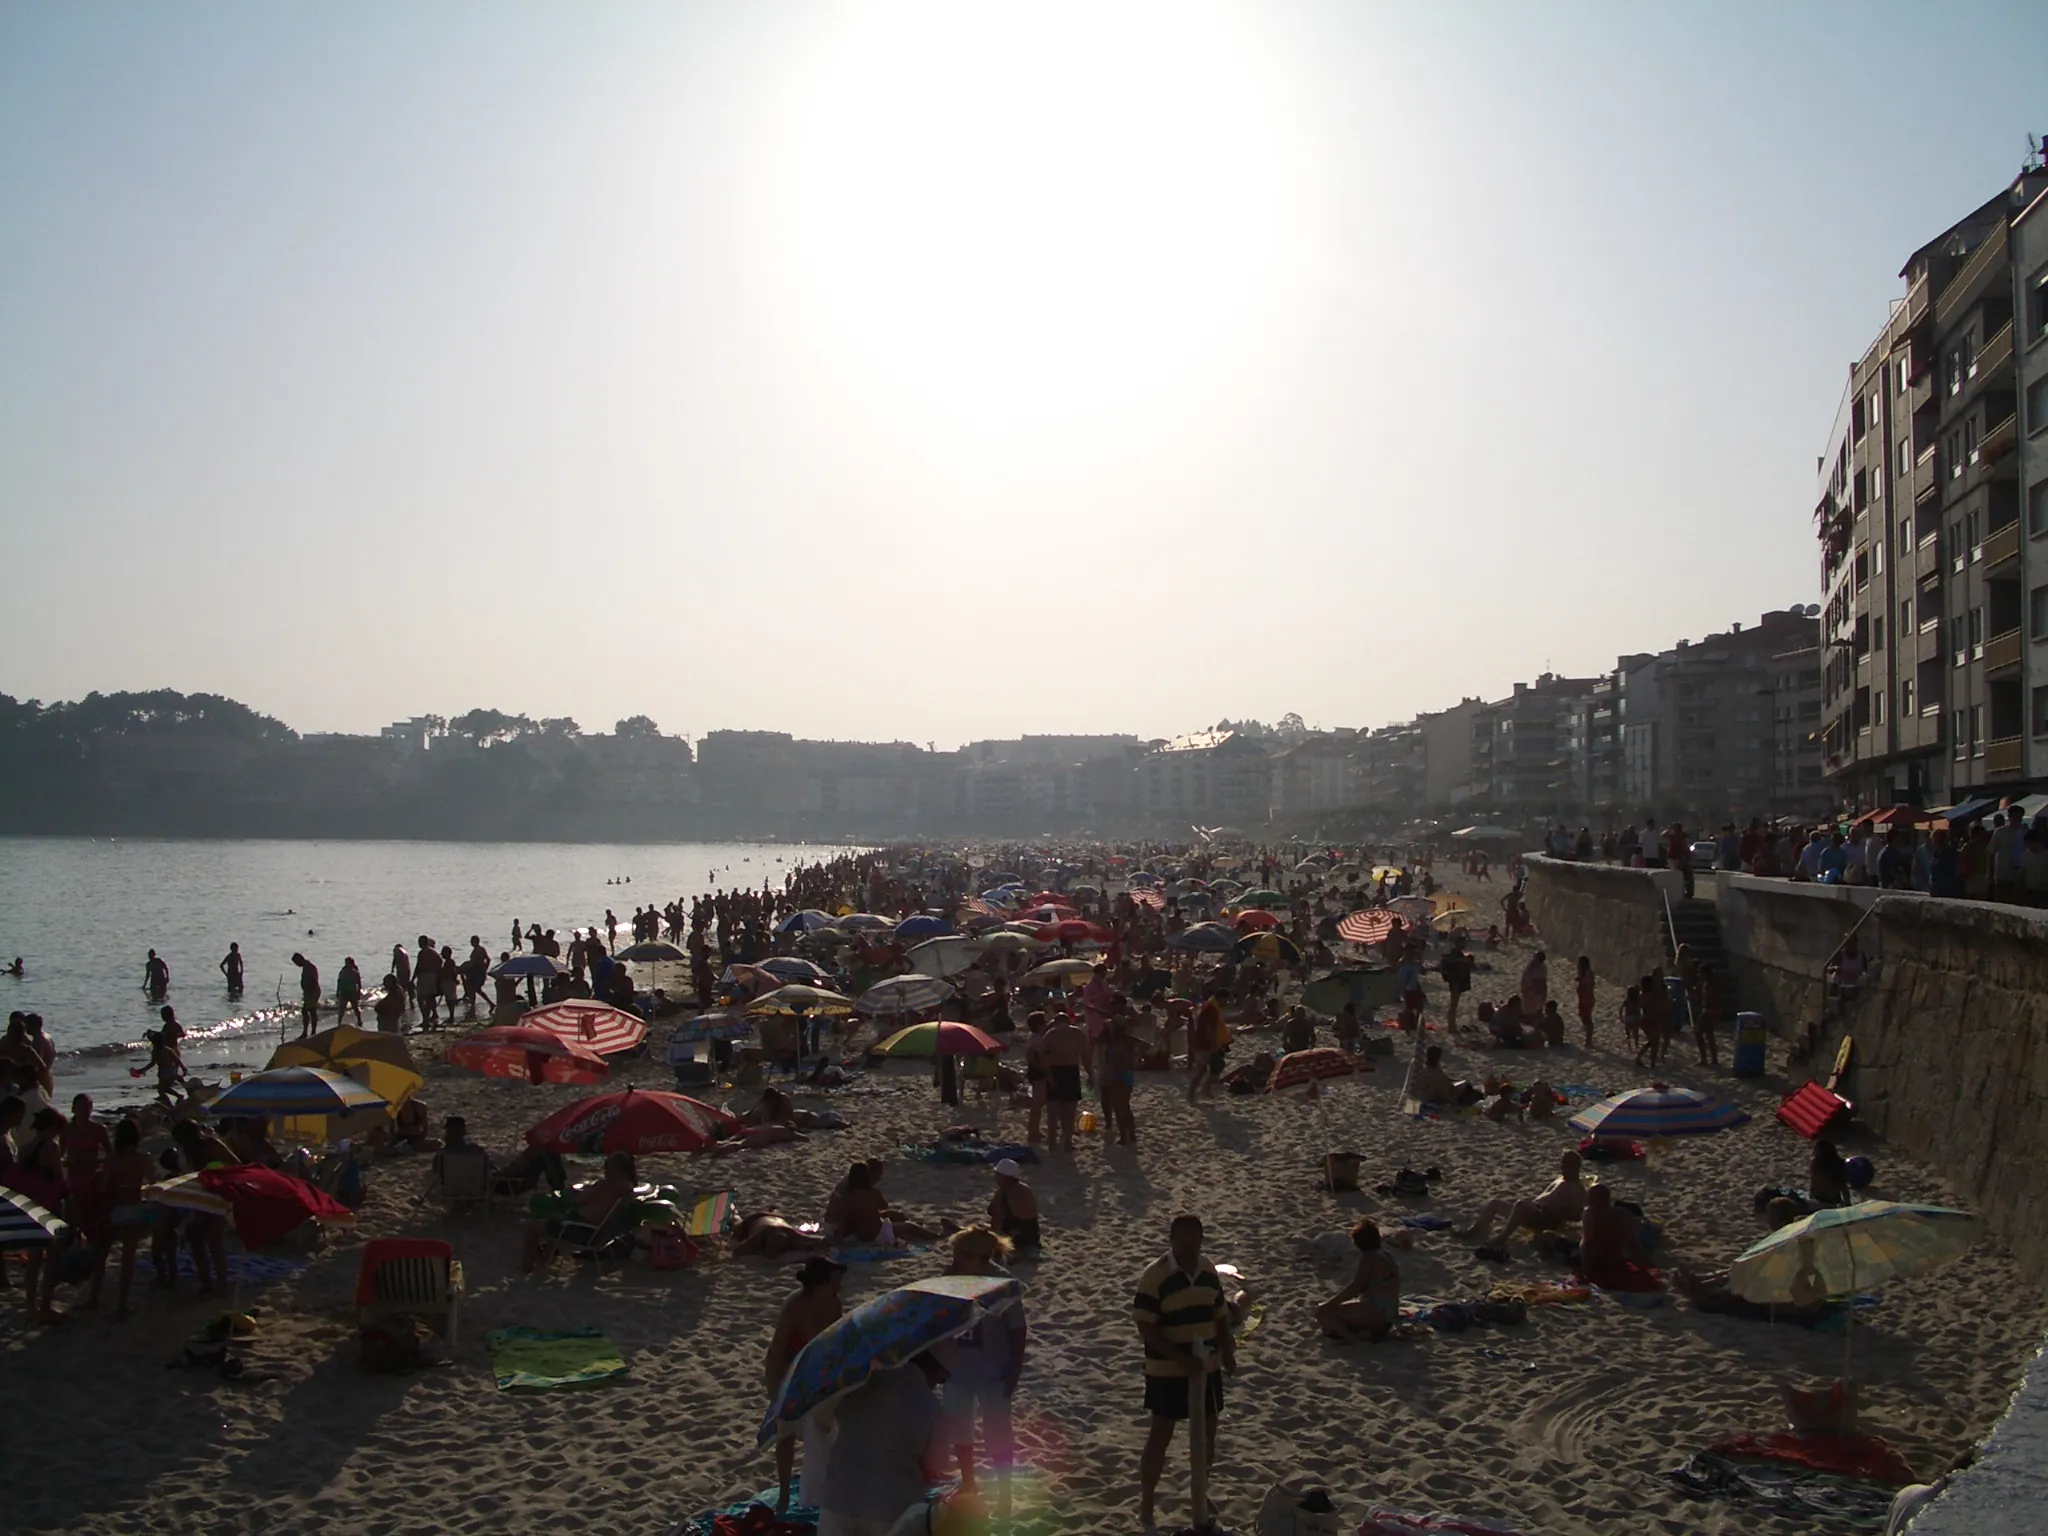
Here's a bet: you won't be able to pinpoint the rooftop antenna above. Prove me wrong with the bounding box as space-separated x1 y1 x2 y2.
2028 134 2045 173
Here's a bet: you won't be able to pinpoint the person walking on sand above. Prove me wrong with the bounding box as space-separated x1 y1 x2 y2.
1135 1213 1236 1532
1575 956 1596 1047
764 1256 846 1513
1039 1011 1086 1152
1186 987 1228 1103
1023 1011 1050 1146
1518 950 1548 1021
941 1226 1029 1518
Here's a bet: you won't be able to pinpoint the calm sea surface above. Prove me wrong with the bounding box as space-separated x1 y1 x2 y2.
0 837 863 1104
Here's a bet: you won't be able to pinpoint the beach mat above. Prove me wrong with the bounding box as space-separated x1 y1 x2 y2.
682 1491 818 1535
1359 1508 1526 1534
1665 1449 1898 1528
488 1326 628 1392
826 1242 931 1264
134 1252 307 1288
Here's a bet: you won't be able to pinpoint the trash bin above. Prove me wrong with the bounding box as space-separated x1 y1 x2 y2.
1664 975 1691 1030
1732 1011 1768 1077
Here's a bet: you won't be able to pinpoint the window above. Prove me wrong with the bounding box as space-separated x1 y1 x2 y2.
1873 614 1886 651
1899 678 1913 717
1948 348 1965 397
2030 376 2048 436
1967 509 1981 556
1954 617 1968 667
2033 478 2048 539
1897 516 1912 557
2034 685 2048 739
1952 522 1966 572
1873 688 1886 725
1954 708 1969 757
2031 267 2048 344
1972 703 1985 756
1853 395 1867 438
1971 606 1985 654
1873 537 1885 574
1900 597 1915 633
2033 584 2048 641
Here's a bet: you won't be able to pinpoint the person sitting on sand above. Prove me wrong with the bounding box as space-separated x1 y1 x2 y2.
732 1211 829 1260
520 1151 639 1271
1576 1183 1662 1291
987 1159 1041 1252
1461 1150 1586 1243
373 1097 439 1154
1316 1219 1401 1342
1410 1045 1460 1106
1525 1078 1558 1121
1809 1138 1850 1208
1280 1007 1317 1055
838 1159 941 1246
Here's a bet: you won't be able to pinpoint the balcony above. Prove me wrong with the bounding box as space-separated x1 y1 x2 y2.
1986 736 2024 776
1980 411 2018 467
1986 626 2023 674
1935 227 2008 328
1973 321 2013 388
1912 450 1939 504
1984 520 2020 571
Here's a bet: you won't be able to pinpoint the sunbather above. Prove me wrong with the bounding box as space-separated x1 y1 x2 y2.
1460 1151 1585 1242
1576 1183 1662 1291
520 1151 638 1271
732 1211 829 1260
1315 1220 1400 1342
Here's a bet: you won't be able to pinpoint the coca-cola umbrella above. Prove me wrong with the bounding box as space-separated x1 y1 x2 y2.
527 1087 739 1155
1017 904 1080 926
523 999 648 1058
447 1025 610 1086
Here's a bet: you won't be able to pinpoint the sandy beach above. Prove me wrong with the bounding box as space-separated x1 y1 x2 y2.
5 864 2043 1536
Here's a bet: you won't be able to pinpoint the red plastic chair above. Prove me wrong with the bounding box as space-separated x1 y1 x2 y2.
355 1237 463 1345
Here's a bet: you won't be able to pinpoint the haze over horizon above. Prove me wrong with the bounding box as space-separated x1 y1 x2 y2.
3 2 2043 750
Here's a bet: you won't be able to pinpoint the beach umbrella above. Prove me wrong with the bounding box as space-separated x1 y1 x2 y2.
1127 872 1161 888
491 954 566 979
613 939 688 963
145 1167 355 1248
447 1024 611 1085
1567 1087 1751 1138
758 1274 1025 1448
871 1020 1005 1058
1233 888 1288 909
1731 1200 1976 1378
1016 904 1079 925
775 909 839 935
905 936 982 979
856 974 953 1015
1450 825 1520 843
523 999 648 1057
1234 931 1302 965
1176 893 1219 919
1268 1047 1359 1097
1431 909 1474 933
758 956 832 986
1232 908 1282 932
1389 896 1436 926
1025 891 1070 908
1068 884 1103 898
747 984 856 1016
1022 958 1099 987
1336 910 1398 946
210 1066 389 1120
894 915 955 944
976 931 1046 957
527 1087 739 1155
268 1026 420 1102
719 963 782 1003
0 1190 69 1250
665 1010 753 1047
1167 922 1238 954
1431 894 1473 917
1301 967 1402 1018
835 913 895 932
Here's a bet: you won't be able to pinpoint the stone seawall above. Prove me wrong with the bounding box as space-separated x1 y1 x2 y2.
1520 857 1681 988
1711 874 2048 1286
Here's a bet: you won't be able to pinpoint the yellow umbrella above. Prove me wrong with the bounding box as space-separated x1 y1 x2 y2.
267 1027 421 1142
1431 894 1473 916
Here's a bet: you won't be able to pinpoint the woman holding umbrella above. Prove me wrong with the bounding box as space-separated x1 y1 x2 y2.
765 1256 847 1514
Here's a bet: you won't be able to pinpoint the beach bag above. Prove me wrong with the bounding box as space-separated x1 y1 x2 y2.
1257 1483 1343 1536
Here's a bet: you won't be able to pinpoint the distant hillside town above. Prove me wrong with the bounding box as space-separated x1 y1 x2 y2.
0 605 1828 840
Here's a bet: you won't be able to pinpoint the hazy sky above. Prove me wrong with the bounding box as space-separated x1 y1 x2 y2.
3 3 2043 747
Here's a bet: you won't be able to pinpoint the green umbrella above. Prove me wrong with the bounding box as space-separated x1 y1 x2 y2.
1230 889 1288 909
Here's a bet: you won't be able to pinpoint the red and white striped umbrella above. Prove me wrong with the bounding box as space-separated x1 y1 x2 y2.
1269 1047 1360 1097
522 999 648 1058
1336 910 1397 946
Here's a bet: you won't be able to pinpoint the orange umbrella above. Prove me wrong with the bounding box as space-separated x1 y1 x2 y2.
1232 909 1282 932
447 1025 610 1086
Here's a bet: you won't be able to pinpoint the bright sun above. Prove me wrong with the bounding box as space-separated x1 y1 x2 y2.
764 2 1315 454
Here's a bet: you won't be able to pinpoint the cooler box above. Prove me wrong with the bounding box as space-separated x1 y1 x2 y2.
1732 1011 1767 1076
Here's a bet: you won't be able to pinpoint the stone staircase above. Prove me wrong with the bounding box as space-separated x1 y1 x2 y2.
1665 897 1737 1022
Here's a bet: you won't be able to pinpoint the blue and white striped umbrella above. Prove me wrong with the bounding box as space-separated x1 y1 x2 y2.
775 909 838 936
209 1065 389 1119
855 974 952 1015
0 1190 69 1250
1568 1086 1750 1138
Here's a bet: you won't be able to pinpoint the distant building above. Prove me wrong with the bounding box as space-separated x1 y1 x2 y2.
1416 699 1489 810
1770 645 1830 819
1136 730 1272 825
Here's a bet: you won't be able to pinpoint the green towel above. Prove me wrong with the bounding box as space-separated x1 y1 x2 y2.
488 1327 628 1392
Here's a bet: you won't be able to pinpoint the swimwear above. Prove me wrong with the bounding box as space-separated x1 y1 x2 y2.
1046 1065 1082 1103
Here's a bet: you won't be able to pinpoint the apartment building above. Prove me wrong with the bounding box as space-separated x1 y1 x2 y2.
1135 730 1273 826
1819 164 2048 808
2017 186 2048 777
1480 674 1599 813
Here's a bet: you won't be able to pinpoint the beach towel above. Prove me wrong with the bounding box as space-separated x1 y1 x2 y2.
1399 1214 1454 1231
1710 1432 1916 1485
488 1326 628 1392
1665 1449 1899 1528
133 1252 307 1288
1487 1282 1589 1307
826 1241 931 1264
1358 1508 1526 1535
687 1492 818 1536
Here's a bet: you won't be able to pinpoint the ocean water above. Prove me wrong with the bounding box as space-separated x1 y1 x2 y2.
0 837 862 1104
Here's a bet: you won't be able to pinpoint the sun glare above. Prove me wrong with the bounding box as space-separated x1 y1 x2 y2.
765 2 1314 456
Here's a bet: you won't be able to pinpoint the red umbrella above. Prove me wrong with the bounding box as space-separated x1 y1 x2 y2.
1026 892 1072 908
1269 1047 1360 1097
1337 910 1397 946
1017 904 1080 924
523 999 647 1057
196 1166 356 1249
1030 919 1111 945
527 1087 739 1155
447 1025 610 1086
1233 908 1282 932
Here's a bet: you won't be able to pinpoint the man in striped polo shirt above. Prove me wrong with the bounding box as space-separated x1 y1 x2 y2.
1134 1213 1236 1530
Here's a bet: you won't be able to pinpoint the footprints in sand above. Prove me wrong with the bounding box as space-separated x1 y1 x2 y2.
1514 1370 1629 1464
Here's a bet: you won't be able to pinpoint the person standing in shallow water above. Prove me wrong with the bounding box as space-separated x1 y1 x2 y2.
143 950 170 1000
290 953 321 1038
218 943 244 995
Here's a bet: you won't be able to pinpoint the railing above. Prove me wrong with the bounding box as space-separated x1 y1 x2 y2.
1986 627 2023 674
1913 450 1940 503
1984 520 2020 570
1935 227 2007 326
1981 412 2018 465
1986 736 2024 775
1975 320 2014 385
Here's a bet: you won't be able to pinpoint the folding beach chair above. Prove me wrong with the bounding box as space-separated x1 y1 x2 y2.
355 1237 465 1346
556 1197 636 1263
431 1145 494 1214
